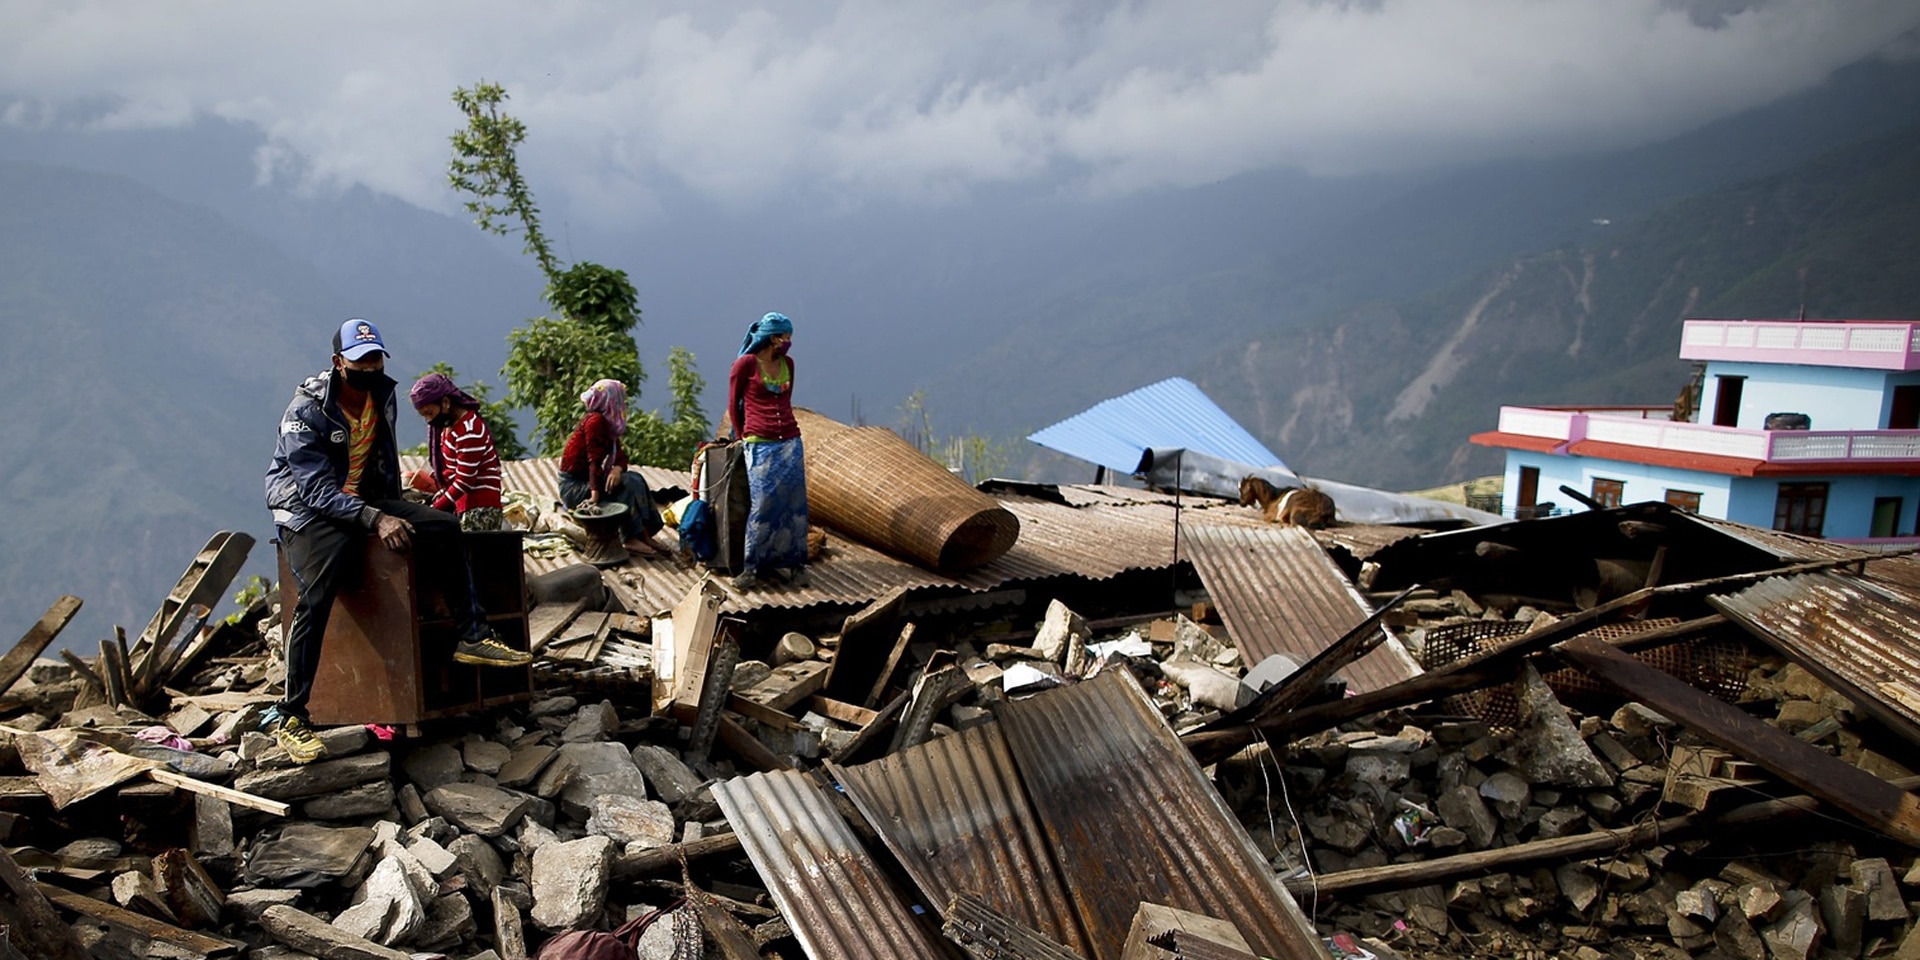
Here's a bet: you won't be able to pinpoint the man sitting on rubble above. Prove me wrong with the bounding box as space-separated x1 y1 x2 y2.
262 319 531 762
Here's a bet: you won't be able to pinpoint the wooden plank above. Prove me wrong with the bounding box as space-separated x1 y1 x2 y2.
611 830 744 879
0 848 90 960
1290 774 1920 900
736 661 831 714
39 882 243 956
525 599 586 655
148 769 290 817
808 695 879 728
1558 634 1920 847
0 596 82 696
726 693 804 731
832 688 910 765
825 585 908 703
98 638 129 707
865 622 916 708
716 716 792 773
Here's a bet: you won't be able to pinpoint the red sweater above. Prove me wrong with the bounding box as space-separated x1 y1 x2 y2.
728 353 799 441
430 408 503 512
560 412 628 492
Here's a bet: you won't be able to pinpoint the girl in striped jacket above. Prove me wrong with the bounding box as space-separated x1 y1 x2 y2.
408 373 504 531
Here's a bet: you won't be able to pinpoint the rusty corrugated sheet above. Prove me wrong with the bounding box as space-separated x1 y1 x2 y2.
1180 523 1419 693
996 670 1328 960
830 724 1093 957
710 770 948 960
1311 523 1426 561
1710 571 1920 745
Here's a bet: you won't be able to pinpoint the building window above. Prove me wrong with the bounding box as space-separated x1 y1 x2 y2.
1665 490 1702 513
1591 478 1625 508
1873 497 1904 538
1773 482 1828 537
1712 376 1745 427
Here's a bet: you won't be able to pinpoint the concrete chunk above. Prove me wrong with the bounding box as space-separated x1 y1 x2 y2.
586 794 676 847
530 835 615 931
630 744 704 805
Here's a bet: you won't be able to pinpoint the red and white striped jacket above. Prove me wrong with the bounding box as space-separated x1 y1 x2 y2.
430 408 503 513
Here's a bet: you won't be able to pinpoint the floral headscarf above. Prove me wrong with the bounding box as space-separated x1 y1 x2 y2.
581 378 628 436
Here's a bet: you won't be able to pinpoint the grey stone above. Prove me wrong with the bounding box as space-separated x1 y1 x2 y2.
303 780 397 820
731 660 773 690
1738 883 1783 921
586 794 676 846
1712 911 1767 960
1496 663 1613 788
1241 653 1304 694
1674 886 1718 922
406 836 459 876
1818 884 1864 958
1345 749 1411 786
234 752 392 801
1032 599 1088 663
560 700 621 743
1478 771 1532 820
538 741 650 821
1556 865 1600 912
396 783 429 824
1436 784 1497 849
1427 826 1467 848
1759 893 1821 960
243 824 376 886
415 893 477 951
401 742 466 791
421 782 533 837
1534 805 1588 839
260 904 413 960
190 793 234 858
1611 702 1674 738
447 833 507 893
527 695 578 718
463 735 512 775
497 742 557 789
404 815 459 848
333 856 427 946
635 905 696 960
630 744 704 805
529 835 615 931
225 886 303 919
1850 857 1907 922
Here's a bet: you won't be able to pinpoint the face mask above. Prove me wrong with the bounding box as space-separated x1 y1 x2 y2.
771 341 791 359
341 367 383 391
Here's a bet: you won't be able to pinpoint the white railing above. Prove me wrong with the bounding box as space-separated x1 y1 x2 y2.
1680 319 1920 369
1493 405 1920 465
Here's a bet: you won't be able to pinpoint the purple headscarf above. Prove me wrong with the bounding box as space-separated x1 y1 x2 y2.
409 373 478 409
582 379 628 436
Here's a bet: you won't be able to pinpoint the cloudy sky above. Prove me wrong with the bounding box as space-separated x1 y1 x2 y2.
3 0 1917 226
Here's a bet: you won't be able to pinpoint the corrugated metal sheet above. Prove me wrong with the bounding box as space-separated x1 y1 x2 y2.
1180 523 1419 693
996 670 1328 960
1710 571 1920 745
710 770 948 960
1026 377 1289 476
1312 523 1427 562
830 724 1094 957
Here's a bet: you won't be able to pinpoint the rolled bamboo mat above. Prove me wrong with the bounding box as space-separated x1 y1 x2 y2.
794 408 1020 573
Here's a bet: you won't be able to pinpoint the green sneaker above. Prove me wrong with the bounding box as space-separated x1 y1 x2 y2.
454 635 533 667
270 714 326 764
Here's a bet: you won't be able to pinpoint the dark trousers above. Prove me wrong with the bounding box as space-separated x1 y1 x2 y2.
558 471 664 539
279 499 485 718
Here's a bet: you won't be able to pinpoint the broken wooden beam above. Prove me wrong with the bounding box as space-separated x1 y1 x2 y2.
866 621 916 708
1558 634 1920 847
0 596 81 696
613 830 745 879
717 716 793 773
39 882 244 956
0 847 90 960
1288 774 1920 900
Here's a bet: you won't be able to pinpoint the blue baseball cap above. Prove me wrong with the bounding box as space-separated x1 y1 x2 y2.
332 318 388 360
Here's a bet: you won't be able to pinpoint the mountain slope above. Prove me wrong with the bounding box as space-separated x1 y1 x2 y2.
1191 122 1920 492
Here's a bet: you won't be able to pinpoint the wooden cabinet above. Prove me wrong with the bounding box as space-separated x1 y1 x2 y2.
277 531 531 727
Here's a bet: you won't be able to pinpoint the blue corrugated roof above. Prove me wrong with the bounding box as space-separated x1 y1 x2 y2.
1026 377 1289 475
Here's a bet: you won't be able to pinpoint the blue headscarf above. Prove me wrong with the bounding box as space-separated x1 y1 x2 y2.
739 312 794 356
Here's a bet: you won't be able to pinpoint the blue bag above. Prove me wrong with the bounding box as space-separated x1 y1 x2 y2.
677 498 717 563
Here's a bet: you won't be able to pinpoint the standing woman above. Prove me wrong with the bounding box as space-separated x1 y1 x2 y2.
408 373 504 532
558 378 669 556
727 312 809 588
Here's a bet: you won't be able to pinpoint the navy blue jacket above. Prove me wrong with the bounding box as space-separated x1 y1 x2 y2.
265 369 401 531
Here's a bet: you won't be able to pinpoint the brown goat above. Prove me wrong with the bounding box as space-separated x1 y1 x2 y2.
1237 476 1337 529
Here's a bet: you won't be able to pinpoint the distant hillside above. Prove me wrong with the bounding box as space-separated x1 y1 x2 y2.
926 56 1920 448
1192 122 1920 492
0 162 345 647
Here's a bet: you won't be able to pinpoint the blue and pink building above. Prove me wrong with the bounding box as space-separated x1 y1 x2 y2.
1472 318 1920 541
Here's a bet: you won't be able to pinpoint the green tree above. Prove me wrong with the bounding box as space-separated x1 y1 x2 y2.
625 346 713 468
893 390 1013 485
400 362 527 460
449 82 688 458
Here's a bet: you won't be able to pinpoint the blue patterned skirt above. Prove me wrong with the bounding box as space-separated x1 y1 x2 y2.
744 436 809 572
